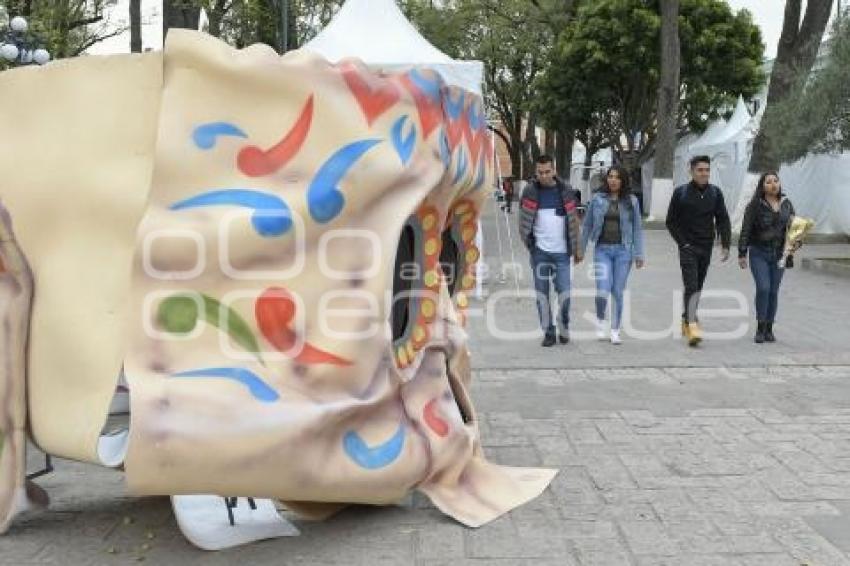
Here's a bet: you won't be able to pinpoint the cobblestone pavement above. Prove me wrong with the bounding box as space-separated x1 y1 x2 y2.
6 366 850 565
2 206 850 564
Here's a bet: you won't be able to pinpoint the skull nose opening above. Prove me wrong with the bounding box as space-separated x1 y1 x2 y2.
391 224 416 342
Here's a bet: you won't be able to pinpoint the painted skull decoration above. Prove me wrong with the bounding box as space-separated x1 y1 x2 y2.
0 31 554 549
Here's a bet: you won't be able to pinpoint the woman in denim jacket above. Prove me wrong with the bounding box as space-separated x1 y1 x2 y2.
581 166 646 344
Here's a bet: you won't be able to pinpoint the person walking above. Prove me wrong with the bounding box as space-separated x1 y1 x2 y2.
519 155 583 347
581 166 646 344
665 155 732 347
501 177 515 213
738 171 797 344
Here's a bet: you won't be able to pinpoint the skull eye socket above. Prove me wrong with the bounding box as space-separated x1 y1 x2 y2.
439 229 460 297
391 224 416 343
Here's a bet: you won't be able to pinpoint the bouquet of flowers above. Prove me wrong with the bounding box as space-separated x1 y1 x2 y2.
779 216 815 269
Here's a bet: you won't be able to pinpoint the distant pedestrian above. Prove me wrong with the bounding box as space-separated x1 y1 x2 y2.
519 155 583 347
738 171 798 344
581 166 646 345
665 155 732 347
501 177 514 213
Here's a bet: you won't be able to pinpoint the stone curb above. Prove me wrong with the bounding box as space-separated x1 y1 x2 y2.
803 257 850 278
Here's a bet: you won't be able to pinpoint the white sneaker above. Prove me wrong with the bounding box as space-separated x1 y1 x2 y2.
596 319 607 340
610 330 622 345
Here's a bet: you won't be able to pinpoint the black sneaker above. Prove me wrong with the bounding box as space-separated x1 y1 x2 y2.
542 334 556 347
559 332 569 344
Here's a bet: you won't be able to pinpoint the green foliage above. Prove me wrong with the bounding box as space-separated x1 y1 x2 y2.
769 15 850 163
1 0 123 69
537 0 765 163
404 0 577 175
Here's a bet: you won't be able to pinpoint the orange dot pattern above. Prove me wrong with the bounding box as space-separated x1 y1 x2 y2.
447 198 479 326
393 199 482 369
395 204 442 369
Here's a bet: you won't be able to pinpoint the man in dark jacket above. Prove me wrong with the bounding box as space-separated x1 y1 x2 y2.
519 155 583 347
665 155 732 347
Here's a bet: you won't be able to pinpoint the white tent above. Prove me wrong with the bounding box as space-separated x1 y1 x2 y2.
303 0 484 96
696 97 752 149
688 117 729 151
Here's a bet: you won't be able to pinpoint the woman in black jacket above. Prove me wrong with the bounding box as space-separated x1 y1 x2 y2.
738 172 797 343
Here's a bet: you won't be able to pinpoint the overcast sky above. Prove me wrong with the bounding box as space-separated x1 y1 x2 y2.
725 1 838 59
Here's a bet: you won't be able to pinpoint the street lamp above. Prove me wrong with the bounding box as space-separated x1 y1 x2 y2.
0 12 51 67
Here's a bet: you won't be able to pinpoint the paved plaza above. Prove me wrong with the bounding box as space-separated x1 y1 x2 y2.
3 202 850 565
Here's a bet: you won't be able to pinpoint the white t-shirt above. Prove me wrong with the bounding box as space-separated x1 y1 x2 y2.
533 209 567 253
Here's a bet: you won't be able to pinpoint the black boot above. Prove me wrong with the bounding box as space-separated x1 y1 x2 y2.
764 322 776 343
542 332 556 347
754 321 766 344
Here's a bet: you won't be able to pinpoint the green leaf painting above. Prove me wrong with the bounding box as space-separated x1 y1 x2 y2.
157 293 264 364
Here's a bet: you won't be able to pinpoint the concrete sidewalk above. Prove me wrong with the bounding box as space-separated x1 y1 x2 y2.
2 200 850 565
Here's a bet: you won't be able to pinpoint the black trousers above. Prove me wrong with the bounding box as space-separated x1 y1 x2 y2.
679 245 712 323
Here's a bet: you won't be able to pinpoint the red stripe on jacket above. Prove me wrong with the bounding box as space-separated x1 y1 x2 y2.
521 198 538 210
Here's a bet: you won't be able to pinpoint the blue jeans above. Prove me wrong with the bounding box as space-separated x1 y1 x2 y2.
594 244 633 330
749 245 785 322
530 247 571 335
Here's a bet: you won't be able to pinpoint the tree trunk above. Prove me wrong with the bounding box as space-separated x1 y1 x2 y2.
162 0 201 43
582 148 593 181
129 0 142 52
555 129 574 179
509 137 523 178
544 129 555 156
649 0 680 221
749 0 834 172
654 0 680 180
287 0 298 50
522 114 540 178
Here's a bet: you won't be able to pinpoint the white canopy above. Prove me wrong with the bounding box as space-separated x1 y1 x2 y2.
689 117 729 150
707 96 752 146
303 0 484 95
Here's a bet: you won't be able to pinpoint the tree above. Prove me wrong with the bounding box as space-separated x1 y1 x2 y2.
1 0 126 61
407 0 579 178
647 0 681 217
193 0 340 50
769 11 850 162
130 0 142 52
163 0 201 41
538 0 764 173
654 0 680 181
749 0 835 172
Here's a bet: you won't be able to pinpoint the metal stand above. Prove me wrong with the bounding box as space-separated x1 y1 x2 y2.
223 496 257 526
26 453 53 481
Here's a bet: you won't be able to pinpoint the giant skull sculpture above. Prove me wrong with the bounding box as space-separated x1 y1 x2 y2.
0 31 555 549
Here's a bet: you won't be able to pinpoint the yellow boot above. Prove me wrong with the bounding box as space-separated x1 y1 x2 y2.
687 322 702 347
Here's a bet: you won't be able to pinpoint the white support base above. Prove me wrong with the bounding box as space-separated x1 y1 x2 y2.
172 495 300 551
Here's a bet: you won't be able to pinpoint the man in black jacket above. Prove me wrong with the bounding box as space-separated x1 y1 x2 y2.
665 155 732 346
